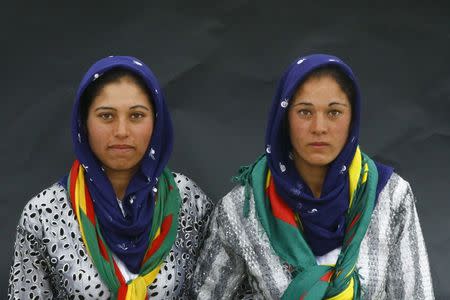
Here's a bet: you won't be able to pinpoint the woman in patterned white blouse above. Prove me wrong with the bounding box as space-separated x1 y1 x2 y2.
8 56 212 300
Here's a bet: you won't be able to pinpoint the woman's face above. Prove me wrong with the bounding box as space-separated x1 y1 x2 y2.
288 75 352 169
86 77 154 175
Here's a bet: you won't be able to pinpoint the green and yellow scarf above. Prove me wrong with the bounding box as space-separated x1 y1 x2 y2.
244 147 378 299
68 160 181 300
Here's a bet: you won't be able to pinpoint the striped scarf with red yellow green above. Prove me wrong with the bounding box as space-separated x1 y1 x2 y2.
242 147 378 299
68 160 180 300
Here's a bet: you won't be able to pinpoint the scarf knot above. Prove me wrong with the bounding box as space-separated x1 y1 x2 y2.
118 265 161 300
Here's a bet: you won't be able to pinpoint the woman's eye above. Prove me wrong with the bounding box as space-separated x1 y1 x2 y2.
328 110 342 117
131 112 145 119
298 109 312 117
99 113 113 120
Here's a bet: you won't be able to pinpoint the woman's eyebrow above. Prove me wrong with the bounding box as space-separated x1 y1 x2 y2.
94 105 151 111
292 101 313 107
130 105 150 111
329 102 348 107
94 106 116 111
291 101 349 107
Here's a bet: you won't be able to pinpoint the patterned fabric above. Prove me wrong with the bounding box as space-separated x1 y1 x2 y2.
193 173 434 299
8 173 213 299
71 56 174 273
253 149 377 299
68 160 180 300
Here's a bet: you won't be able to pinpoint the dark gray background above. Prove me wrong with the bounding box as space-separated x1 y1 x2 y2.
1 1 449 298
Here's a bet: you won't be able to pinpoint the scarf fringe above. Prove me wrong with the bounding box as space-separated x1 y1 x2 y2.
231 154 264 218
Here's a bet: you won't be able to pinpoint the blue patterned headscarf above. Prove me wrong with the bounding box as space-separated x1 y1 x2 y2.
70 56 173 273
265 54 393 256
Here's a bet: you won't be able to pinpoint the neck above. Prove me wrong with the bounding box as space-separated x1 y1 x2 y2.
293 157 327 199
105 168 135 200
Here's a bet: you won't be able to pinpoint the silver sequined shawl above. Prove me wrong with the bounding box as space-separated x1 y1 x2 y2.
193 173 434 299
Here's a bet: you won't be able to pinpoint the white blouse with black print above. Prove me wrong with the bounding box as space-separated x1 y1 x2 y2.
8 172 213 300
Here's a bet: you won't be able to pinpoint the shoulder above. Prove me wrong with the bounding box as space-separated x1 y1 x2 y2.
376 172 417 220
213 184 253 229
219 184 247 211
172 172 213 220
17 182 70 239
379 173 414 204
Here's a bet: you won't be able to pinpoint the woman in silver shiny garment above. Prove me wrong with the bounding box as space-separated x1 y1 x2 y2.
193 54 434 299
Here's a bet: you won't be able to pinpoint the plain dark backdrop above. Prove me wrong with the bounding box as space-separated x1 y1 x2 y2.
1 1 449 298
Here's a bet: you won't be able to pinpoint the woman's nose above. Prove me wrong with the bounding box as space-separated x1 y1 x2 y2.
310 113 328 135
114 117 130 138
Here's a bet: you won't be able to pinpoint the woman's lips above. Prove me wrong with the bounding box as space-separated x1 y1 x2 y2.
108 144 135 152
309 142 329 148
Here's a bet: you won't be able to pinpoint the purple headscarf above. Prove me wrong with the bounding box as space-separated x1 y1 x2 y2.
70 56 173 273
265 54 393 256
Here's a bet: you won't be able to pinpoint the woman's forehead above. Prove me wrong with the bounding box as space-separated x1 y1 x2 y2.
90 80 152 108
291 77 349 103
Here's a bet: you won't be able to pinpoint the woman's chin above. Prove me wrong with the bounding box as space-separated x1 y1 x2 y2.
302 155 334 168
103 160 139 174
